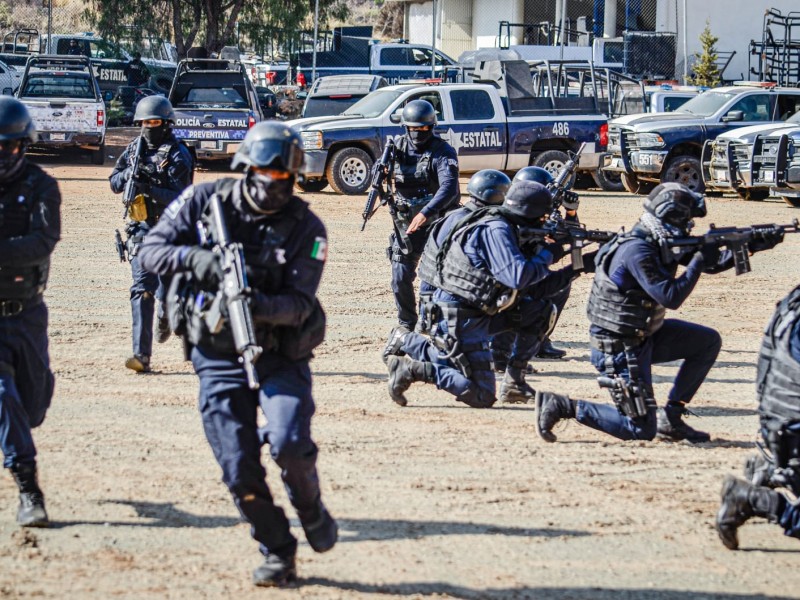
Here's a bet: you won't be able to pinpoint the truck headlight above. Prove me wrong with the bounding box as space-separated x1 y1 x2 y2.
300 131 323 150
636 133 665 148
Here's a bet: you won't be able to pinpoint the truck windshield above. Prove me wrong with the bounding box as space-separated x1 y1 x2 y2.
21 74 94 99
175 87 248 109
678 91 737 117
343 90 404 118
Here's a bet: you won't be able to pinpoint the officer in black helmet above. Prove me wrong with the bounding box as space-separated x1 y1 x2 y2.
385 99 459 337
109 95 194 373
139 121 337 587
535 182 782 444
387 180 584 409
0 97 60 527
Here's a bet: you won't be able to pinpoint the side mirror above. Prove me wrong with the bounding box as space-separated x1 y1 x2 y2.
2 87 11 96
722 110 744 122
390 108 402 124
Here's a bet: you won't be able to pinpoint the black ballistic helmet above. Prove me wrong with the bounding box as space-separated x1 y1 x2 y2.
0 97 37 143
644 182 707 229
134 95 176 124
513 166 554 186
502 180 553 222
401 100 437 127
232 121 304 173
467 169 511 206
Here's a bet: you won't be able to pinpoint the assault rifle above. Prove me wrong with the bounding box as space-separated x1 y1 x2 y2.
122 131 145 220
665 219 800 275
203 194 263 390
519 221 616 270
547 142 586 222
360 139 411 254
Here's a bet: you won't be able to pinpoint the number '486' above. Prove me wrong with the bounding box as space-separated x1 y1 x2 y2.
552 122 570 136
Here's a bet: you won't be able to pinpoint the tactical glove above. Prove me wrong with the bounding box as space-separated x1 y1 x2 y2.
184 248 223 288
580 250 599 274
696 243 720 265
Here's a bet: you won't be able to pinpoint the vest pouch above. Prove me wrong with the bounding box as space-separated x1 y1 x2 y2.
277 299 326 360
128 194 149 222
166 273 190 336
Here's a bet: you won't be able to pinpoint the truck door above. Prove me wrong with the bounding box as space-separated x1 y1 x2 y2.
439 88 506 170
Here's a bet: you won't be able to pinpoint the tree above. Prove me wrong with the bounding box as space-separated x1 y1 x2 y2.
689 20 720 87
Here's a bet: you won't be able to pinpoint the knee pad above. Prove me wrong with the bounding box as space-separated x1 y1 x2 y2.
270 437 318 469
457 386 496 409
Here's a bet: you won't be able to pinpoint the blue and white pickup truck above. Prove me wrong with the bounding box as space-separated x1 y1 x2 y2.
289 63 608 195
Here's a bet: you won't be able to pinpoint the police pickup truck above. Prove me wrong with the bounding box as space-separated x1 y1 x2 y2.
16 55 106 164
168 57 264 161
701 111 800 200
737 128 800 207
603 83 800 194
290 60 608 195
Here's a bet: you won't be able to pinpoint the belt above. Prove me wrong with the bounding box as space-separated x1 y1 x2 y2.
0 296 41 317
589 336 642 354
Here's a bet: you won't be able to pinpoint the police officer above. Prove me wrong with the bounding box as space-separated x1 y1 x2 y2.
716 285 800 550
109 96 193 373
124 51 151 87
0 98 60 527
138 122 337 587
386 99 459 335
387 181 580 409
535 183 783 444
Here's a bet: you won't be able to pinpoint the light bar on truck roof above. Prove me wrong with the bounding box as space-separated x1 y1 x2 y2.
397 78 441 85
733 81 777 88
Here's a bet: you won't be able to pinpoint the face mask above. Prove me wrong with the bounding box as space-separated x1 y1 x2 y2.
245 171 294 213
143 125 168 148
407 128 433 149
0 141 25 181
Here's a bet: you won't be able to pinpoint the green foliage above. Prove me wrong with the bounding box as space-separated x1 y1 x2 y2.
689 20 721 88
105 97 126 126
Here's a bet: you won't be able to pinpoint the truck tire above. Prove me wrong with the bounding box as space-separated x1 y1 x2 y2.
662 155 704 193
295 177 329 193
592 168 624 192
620 172 655 195
736 188 769 201
326 147 373 195
783 196 800 208
90 144 106 166
533 150 576 189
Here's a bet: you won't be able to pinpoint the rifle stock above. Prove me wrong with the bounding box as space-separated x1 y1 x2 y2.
547 142 587 217
519 221 615 269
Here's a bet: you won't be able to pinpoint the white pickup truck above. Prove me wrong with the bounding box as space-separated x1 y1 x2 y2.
16 55 106 164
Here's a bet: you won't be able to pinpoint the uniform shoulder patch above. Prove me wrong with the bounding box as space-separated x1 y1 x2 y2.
164 186 194 220
311 236 327 261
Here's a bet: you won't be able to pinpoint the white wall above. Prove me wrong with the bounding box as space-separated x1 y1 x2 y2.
472 0 524 46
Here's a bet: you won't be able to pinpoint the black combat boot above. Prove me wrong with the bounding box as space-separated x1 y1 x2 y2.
252 553 297 587
381 326 410 365
535 391 576 443
301 502 338 553
9 464 49 528
156 316 171 344
716 475 782 550
386 355 433 407
744 452 776 488
499 362 536 404
656 402 710 443
536 338 567 360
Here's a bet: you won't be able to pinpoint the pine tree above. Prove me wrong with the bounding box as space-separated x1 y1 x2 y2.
689 20 721 87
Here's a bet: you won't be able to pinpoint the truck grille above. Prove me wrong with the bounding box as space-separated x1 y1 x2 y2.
751 135 782 185
731 142 751 166
622 129 639 152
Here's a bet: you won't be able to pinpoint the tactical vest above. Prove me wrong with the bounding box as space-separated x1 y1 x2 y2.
756 285 800 425
142 140 185 223
586 233 666 340
0 164 50 300
431 207 513 315
418 206 471 287
393 137 442 201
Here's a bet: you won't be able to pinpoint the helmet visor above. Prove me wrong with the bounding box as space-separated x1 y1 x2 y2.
249 138 304 172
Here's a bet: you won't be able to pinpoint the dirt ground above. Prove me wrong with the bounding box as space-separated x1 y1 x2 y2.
1 141 800 600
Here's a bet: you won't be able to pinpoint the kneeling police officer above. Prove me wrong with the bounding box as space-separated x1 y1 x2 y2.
139 122 337 587
109 96 194 373
0 98 61 527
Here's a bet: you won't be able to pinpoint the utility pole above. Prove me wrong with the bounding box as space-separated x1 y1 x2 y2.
312 0 320 82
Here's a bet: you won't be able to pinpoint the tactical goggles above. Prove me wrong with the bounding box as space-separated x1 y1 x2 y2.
250 138 304 172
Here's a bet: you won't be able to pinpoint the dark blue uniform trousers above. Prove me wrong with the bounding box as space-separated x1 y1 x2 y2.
575 318 722 441
390 228 429 330
0 303 54 469
130 253 165 358
192 346 321 558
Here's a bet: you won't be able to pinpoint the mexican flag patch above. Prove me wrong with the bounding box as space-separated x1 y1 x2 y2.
311 236 328 261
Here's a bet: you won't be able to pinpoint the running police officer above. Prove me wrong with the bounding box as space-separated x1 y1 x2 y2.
387 181 580 409
0 97 60 527
535 183 782 444
109 96 193 373
716 285 800 550
139 122 337 587
386 99 459 335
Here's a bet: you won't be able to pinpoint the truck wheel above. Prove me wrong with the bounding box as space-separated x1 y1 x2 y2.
90 144 106 166
783 196 800 208
736 188 769 201
532 150 576 189
326 147 373 195
295 177 329 193
592 168 624 192
662 155 704 193
620 172 655 195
